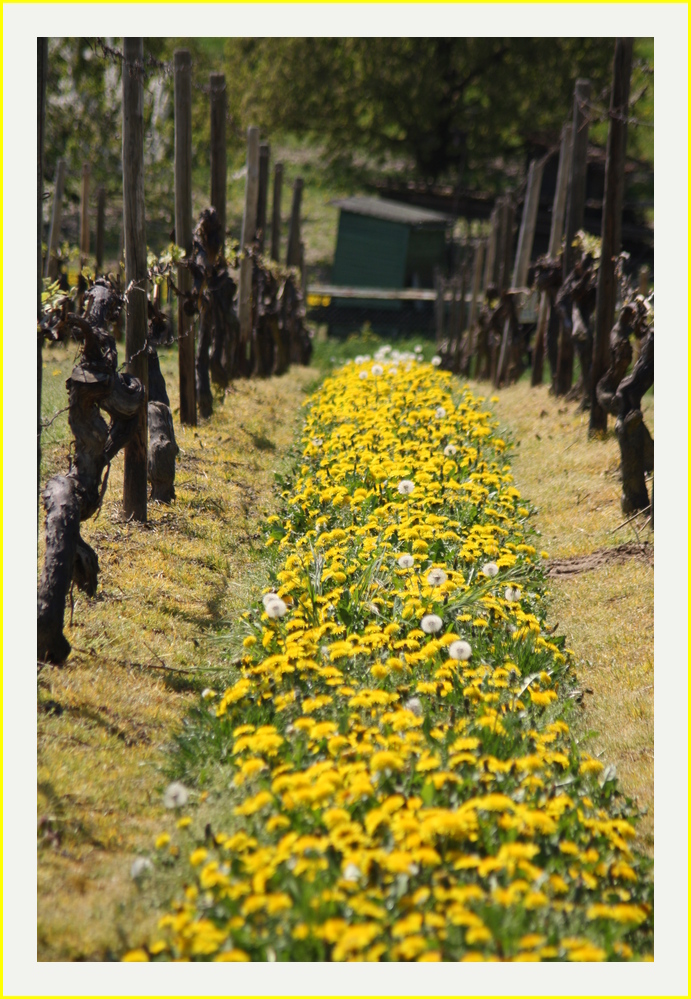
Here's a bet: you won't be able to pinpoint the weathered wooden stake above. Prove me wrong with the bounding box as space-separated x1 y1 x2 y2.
286 177 304 268
95 186 106 274
45 158 66 280
590 40 634 434
239 126 260 352
468 239 485 332
496 158 544 385
271 162 283 262
483 205 499 292
532 123 572 386
122 37 149 522
175 49 196 424
38 37 47 517
209 72 227 236
80 163 91 262
555 78 590 395
257 142 270 254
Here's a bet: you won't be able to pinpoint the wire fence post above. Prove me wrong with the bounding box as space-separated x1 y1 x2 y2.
270 161 283 263
209 72 227 237
239 125 260 358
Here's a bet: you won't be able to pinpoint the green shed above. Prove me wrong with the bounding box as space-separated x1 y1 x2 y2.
331 197 453 299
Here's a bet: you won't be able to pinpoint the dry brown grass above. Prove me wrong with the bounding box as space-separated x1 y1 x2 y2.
37 343 316 959
483 377 654 854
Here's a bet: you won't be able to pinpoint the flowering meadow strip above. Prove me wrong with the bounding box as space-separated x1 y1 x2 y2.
126 350 653 962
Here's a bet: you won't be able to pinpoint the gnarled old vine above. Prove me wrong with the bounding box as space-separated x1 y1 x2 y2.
38 278 145 663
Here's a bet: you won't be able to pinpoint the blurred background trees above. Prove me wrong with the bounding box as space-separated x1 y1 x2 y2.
42 36 653 257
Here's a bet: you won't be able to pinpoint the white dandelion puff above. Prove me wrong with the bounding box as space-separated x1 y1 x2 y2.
431 356 442 367
262 591 279 607
397 479 415 495
505 586 522 602
414 345 423 354
163 781 189 809
481 562 499 578
201 688 216 700
444 444 458 457
421 614 443 634
359 369 369 380
371 363 384 376
397 554 415 569
388 366 399 376
435 406 447 419
448 640 472 661
404 696 423 717
130 857 154 880
426 568 447 587
264 597 288 618
343 863 362 882
311 437 323 447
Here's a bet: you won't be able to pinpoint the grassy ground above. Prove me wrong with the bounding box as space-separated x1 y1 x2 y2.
487 376 654 854
37 334 654 959
37 342 316 960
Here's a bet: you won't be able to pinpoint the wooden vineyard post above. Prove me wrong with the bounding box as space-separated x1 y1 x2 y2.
38 37 47 515
590 39 634 435
122 37 149 522
532 123 572 386
483 205 499 292
434 267 445 347
465 239 485 376
271 162 283 262
286 177 304 268
44 158 66 280
209 72 227 236
257 142 270 253
80 163 91 263
496 158 544 386
239 126 260 358
555 78 590 396
95 186 106 274
175 49 196 424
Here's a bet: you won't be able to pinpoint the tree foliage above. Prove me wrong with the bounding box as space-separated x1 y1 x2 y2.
223 38 625 186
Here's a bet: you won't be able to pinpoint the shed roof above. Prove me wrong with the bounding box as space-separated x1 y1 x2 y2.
331 196 454 228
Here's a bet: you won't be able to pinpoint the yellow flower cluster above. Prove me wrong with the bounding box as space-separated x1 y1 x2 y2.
126 359 652 962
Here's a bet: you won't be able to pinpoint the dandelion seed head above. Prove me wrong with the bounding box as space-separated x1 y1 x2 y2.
398 554 415 569
444 444 458 457
482 562 499 578
262 591 279 607
414 345 423 353
359 370 369 380
435 406 447 419
130 857 153 880
311 437 323 447
404 696 423 717
505 586 522 603
426 568 447 586
448 640 472 661
163 781 189 809
201 688 216 700
421 614 443 634
343 863 363 882
371 364 384 376
431 356 442 367
398 479 415 495
265 597 288 618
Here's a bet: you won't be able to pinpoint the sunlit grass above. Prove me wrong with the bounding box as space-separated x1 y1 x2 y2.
37 341 315 959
